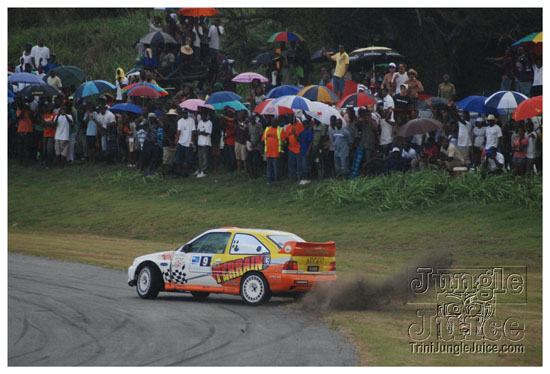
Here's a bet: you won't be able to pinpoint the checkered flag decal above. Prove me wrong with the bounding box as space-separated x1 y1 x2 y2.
171 269 188 284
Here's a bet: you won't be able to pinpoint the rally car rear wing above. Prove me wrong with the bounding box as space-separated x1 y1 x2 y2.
278 241 336 257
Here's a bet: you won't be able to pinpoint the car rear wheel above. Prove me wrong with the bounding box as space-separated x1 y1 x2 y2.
191 291 210 299
136 264 161 299
240 273 271 306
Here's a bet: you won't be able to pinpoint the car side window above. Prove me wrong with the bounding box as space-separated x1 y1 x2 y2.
230 234 269 255
187 232 231 254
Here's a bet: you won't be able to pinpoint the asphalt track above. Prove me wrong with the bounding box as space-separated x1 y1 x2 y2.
8 253 358 366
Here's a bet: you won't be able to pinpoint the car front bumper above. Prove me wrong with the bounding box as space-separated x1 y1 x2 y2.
127 265 137 286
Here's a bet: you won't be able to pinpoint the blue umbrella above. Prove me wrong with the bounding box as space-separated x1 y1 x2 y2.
73 80 116 99
8 89 16 98
485 91 528 114
109 103 143 115
8 72 47 85
456 95 499 115
205 91 242 105
211 100 249 112
266 85 301 99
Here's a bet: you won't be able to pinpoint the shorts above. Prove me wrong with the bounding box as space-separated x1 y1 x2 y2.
54 139 70 157
176 143 192 164
163 146 176 165
86 135 97 150
235 142 247 161
512 157 526 164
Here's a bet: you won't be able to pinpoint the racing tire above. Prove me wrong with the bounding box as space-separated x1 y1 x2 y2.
191 291 210 299
240 273 271 306
136 264 162 299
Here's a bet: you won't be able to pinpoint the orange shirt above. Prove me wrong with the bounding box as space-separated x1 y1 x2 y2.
262 126 287 158
17 109 33 133
285 122 304 154
43 113 57 138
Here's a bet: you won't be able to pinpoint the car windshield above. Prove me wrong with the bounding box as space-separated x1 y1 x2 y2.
267 234 305 249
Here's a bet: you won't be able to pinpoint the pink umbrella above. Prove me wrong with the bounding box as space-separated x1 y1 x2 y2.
232 72 269 83
179 99 214 111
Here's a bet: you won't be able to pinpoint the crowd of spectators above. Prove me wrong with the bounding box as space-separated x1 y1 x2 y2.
8 14 543 184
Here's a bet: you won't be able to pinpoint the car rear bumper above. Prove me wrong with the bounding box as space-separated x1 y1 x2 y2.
268 273 337 293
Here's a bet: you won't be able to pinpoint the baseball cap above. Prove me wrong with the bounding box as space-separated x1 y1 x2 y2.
476 117 484 123
148 112 157 119
391 147 400 153
389 63 396 68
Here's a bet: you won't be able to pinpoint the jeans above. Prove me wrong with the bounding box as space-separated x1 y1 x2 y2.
198 146 210 173
334 154 349 176
288 151 299 180
516 80 532 97
266 157 279 182
297 153 308 180
332 76 345 98
224 145 235 171
500 76 513 91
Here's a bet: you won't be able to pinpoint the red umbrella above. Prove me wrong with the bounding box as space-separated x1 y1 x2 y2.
178 8 218 17
127 85 162 98
254 99 295 116
512 95 542 121
342 80 358 97
336 92 378 108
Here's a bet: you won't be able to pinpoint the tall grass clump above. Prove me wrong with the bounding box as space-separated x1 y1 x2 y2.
305 169 541 211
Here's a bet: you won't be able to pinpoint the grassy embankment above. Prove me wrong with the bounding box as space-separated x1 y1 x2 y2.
8 162 542 365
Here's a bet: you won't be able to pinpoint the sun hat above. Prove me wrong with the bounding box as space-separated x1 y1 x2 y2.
408 69 418 76
167 108 179 116
148 112 157 118
180 45 194 55
487 114 496 121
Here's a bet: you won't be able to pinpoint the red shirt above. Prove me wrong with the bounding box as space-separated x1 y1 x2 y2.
17 109 33 133
43 113 56 138
285 122 304 154
224 119 236 146
513 136 528 158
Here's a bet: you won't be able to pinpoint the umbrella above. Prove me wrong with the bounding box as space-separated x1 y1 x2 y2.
417 97 449 111
456 95 499 115
16 83 62 98
8 72 47 85
127 85 163 98
204 91 242 105
250 51 282 66
232 72 269 83
266 85 301 99
73 80 116 100
8 89 16 98
267 31 305 43
272 95 314 111
348 46 406 70
396 118 444 138
512 31 542 55
50 65 87 87
139 31 178 45
512 95 542 121
305 101 344 125
211 100 249 112
179 99 215 111
178 8 218 17
121 82 168 96
311 48 335 63
336 92 378 108
297 85 339 104
253 98 295 116
485 91 528 114
109 103 144 115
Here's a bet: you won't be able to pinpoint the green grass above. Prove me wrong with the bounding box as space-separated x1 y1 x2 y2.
8 161 542 365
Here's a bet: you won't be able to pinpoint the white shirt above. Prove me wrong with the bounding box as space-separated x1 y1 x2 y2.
196 120 213 147
485 124 502 150
177 117 195 146
30 45 50 67
21 52 33 67
116 77 129 101
457 121 472 147
526 131 537 159
193 25 203 48
380 118 393 146
472 126 486 148
402 148 417 160
96 110 116 129
486 152 506 172
382 94 395 121
532 65 542 86
208 25 224 50
392 72 408 94
54 113 73 141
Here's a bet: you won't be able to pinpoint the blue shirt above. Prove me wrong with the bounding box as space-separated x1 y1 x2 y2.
157 127 164 148
298 129 313 154
84 112 98 136
332 128 352 158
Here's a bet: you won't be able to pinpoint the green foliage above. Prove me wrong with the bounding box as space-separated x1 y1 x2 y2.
301 169 542 211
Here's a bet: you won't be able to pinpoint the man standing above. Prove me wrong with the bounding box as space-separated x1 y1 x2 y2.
247 114 264 178
515 47 532 97
46 70 62 91
54 104 73 168
485 114 503 152
30 38 50 70
262 122 286 184
285 116 304 180
161 109 179 175
195 107 212 178
219 107 237 171
349 106 378 179
391 63 408 94
456 117 472 166
381 63 396 91
332 119 352 177
16 99 34 166
404 69 424 108
323 44 349 99
437 74 456 100
393 84 412 125
96 105 116 157
472 117 486 168
234 111 249 174
208 18 224 63
175 109 195 177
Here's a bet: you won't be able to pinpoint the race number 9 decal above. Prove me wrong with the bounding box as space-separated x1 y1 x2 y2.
200 256 212 267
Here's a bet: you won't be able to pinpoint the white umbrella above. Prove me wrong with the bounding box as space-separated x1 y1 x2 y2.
305 102 344 125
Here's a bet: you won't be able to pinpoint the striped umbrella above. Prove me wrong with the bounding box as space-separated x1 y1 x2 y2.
485 91 528 114
297 85 339 104
512 96 543 121
512 31 542 55
336 92 378 108
254 99 295 116
204 91 242 105
272 95 314 111
267 31 305 43
266 85 301 99
73 80 116 99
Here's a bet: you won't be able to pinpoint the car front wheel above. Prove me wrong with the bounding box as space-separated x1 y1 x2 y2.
136 264 161 299
240 273 271 306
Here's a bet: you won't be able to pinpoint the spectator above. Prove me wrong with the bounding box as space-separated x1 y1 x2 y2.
404 69 424 108
285 116 304 180
379 105 396 156
418 136 439 168
53 104 73 168
247 114 263 179
332 119 352 177
323 44 349 98
96 104 116 156
44 54 59 74
46 70 63 91
391 63 408 94
192 17 204 62
384 147 405 174
158 45 175 76
485 114 503 152
126 113 139 167
30 38 50 70
262 121 286 184
21 42 33 67
198 16 210 64
381 63 396 92
393 83 412 125
437 74 456 100
247 79 263 110
141 113 160 173
35 65 46 81
235 111 249 174
83 103 98 164
115 68 128 103
219 107 237 171
472 117 486 168
16 99 34 166
486 48 515 91
456 116 472 166
196 107 213 178
483 147 505 174
42 103 56 168
350 106 378 179
515 47 532 97
531 57 542 97
175 109 194 177
161 109 178 175
297 119 313 184
208 18 224 63
438 137 465 171
511 125 528 175
402 143 418 170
